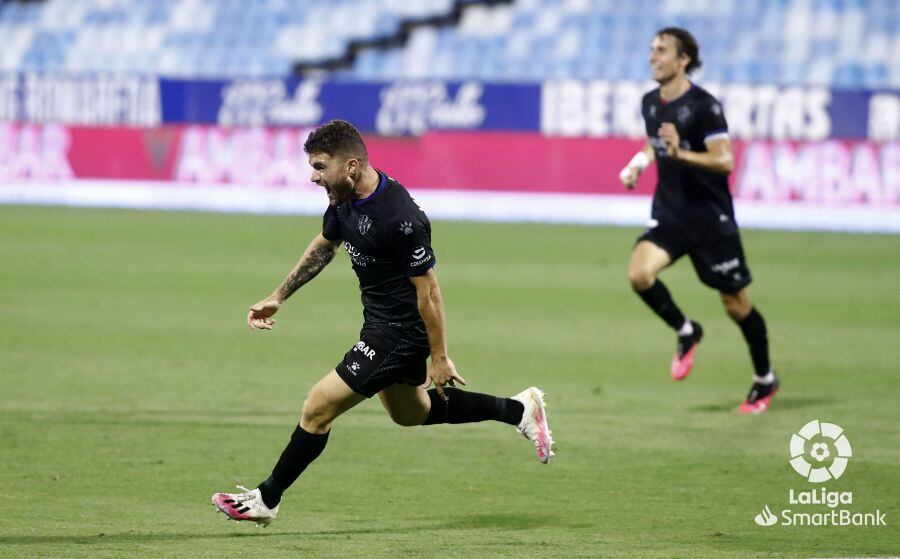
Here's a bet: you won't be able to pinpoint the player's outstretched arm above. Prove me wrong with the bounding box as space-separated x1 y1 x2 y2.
409 269 467 400
619 141 655 189
658 123 733 174
247 233 341 330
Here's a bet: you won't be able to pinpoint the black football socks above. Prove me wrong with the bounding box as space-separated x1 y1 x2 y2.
423 388 524 426
257 425 329 509
636 280 687 331
736 307 772 379
256 390 525 508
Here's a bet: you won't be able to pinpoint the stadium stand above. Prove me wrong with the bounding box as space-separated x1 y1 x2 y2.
0 0 457 77
0 0 896 87
343 0 899 87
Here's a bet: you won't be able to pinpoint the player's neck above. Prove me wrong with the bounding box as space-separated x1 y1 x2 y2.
659 75 691 102
351 166 380 200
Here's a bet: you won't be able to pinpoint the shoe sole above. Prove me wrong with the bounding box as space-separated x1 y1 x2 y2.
211 495 274 527
529 388 555 464
738 388 778 415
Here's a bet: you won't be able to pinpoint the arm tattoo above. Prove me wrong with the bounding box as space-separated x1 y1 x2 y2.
276 244 336 300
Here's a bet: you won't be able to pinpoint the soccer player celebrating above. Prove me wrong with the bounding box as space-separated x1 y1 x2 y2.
619 28 778 414
212 120 553 526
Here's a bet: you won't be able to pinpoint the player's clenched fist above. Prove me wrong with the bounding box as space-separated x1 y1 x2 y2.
619 165 640 189
658 122 681 158
619 150 650 190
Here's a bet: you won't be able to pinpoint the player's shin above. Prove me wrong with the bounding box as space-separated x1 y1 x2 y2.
635 280 688 331
736 307 772 380
422 388 523 425
257 425 330 509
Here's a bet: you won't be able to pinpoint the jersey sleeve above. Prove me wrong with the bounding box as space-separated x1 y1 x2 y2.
322 205 342 241
700 97 729 144
640 93 654 136
391 212 436 277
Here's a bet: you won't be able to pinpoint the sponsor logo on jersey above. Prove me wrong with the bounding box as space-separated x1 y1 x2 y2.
711 257 740 274
344 241 374 267
399 221 413 235
353 341 376 360
410 246 433 267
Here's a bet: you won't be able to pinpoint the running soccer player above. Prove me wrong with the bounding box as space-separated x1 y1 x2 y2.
619 28 778 414
212 120 553 526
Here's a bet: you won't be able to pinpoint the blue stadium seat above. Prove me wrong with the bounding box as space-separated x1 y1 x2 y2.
0 0 895 86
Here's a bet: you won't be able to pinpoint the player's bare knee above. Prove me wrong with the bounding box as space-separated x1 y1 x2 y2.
300 409 332 434
299 395 333 433
722 297 750 321
628 267 655 292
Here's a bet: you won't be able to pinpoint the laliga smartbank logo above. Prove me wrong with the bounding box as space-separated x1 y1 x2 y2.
754 505 778 527
754 420 887 528
789 419 852 482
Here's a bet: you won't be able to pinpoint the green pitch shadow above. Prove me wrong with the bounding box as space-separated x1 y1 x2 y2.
688 396 833 413
0 514 552 547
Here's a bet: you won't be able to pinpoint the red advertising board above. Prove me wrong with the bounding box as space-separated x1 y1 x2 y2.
1 123 897 231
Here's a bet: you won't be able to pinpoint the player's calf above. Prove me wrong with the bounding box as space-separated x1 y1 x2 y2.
421 387 522 425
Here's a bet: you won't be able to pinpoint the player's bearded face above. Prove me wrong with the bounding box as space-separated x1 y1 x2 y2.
309 153 355 205
649 35 683 83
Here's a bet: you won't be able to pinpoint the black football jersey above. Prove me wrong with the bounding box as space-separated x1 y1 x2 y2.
322 171 435 335
641 84 736 230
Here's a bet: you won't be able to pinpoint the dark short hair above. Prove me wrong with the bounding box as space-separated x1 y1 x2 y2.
656 27 702 74
303 119 368 160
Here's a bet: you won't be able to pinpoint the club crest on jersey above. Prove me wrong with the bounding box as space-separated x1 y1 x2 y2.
358 214 373 235
677 105 690 123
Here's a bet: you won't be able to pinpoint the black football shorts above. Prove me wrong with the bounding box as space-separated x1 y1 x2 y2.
335 324 431 398
637 219 753 294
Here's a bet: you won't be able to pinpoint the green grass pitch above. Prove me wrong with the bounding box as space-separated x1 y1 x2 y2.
1 206 898 558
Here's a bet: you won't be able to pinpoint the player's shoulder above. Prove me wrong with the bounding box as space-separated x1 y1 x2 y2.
379 172 412 211
378 172 427 223
641 87 661 106
689 84 723 109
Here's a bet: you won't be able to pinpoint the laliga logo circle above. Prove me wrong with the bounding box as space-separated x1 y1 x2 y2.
789 420 852 483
